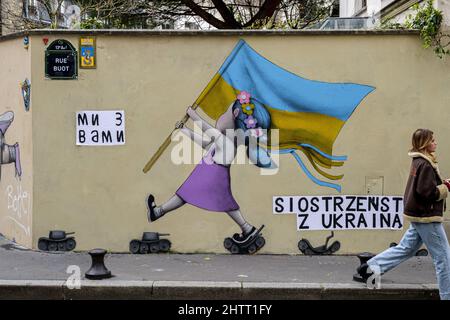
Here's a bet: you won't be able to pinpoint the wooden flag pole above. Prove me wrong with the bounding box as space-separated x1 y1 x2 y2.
142 109 195 174
142 133 174 174
142 71 222 174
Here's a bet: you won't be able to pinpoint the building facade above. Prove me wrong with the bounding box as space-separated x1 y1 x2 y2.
1 0 73 35
339 0 450 28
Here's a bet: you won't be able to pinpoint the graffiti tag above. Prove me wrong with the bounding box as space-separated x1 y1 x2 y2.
4 183 31 236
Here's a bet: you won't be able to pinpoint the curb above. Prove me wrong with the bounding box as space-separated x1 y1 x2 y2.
0 280 439 300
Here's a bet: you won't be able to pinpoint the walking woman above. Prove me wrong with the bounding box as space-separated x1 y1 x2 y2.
357 128 450 300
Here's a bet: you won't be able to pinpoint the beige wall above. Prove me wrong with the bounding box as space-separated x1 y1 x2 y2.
0 36 33 247
3 31 450 254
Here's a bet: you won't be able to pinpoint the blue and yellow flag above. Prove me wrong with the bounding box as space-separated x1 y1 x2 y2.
195 40 375 192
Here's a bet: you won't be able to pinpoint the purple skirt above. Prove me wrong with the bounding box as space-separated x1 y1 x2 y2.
176 159 239 212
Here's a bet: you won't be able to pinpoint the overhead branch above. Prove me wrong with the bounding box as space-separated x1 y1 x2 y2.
244 0 282 27
181 0 229 29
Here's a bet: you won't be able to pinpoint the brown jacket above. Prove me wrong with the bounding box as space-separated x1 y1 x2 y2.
403 152 448 223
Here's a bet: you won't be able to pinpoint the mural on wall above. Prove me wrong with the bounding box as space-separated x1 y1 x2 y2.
143 40 375 253
23 36 29 50
0 111 28 240
0 111 22 180
4 183 31 238
145 93 270 254
80 36 96 69
298 231 341 255
20 79 31 112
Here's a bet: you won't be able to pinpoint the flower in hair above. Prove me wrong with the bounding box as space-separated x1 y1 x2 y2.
244 116 258 129
237 91 251 104
242 103 254 115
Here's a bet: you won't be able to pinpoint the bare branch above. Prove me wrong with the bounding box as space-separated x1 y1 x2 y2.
244 0 282 27
181 0 229 29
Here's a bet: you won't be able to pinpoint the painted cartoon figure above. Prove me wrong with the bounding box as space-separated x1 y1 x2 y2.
146 92 272 251
0 111 22 181
81 48 93 66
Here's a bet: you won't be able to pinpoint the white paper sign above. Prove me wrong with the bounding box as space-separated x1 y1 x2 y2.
273 195 404 230
76 110 125 146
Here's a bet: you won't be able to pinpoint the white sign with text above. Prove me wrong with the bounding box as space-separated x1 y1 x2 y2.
76 110 125 146
273 195 404 230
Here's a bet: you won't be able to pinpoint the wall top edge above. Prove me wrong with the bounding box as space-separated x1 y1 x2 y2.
0 28 420 42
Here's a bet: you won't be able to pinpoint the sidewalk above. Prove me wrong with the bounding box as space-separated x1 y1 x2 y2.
0 236 439 300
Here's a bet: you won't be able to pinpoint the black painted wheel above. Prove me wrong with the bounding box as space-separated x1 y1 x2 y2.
139 243 149 254
66 239 76 251
48 242 58 252
330 241 341 253
150 243 159 253
223 238 233 250
230 244 240 254
38 239 48 251
159 240 171 252
129 240 140 254
247 244 257 254
298 240 309 252
58 242 66 251
255 237 265 249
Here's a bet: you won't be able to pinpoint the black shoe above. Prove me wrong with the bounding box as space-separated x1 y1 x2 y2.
232 227 257 243
146 194 159 222
357 263 373 281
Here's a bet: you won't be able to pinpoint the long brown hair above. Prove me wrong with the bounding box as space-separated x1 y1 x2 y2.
410 128 436 160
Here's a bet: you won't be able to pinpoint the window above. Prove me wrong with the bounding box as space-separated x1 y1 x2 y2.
184 22 199 30
161 20 175 29
319 17 370 30
24 0 72 26
26 0 39 19
356 0 368 12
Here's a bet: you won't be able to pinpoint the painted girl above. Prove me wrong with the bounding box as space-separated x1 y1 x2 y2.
146 92 272 244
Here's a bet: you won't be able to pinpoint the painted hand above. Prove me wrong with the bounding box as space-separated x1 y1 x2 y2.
175 121 184 129
186 106 197 118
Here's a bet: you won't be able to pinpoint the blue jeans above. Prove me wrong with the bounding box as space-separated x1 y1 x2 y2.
368 222 450 300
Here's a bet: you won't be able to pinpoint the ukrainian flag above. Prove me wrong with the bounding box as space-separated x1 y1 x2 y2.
195 40 375 192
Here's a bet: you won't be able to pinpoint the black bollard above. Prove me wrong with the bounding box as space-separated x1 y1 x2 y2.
353 252 375 283
85 249 112 280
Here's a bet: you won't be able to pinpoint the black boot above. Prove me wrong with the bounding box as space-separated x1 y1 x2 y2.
146 194 159 222
232 226 257 243
357 263 373 281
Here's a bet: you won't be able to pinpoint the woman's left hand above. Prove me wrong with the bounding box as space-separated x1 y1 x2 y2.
444 179 450 191
186 106 197 118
